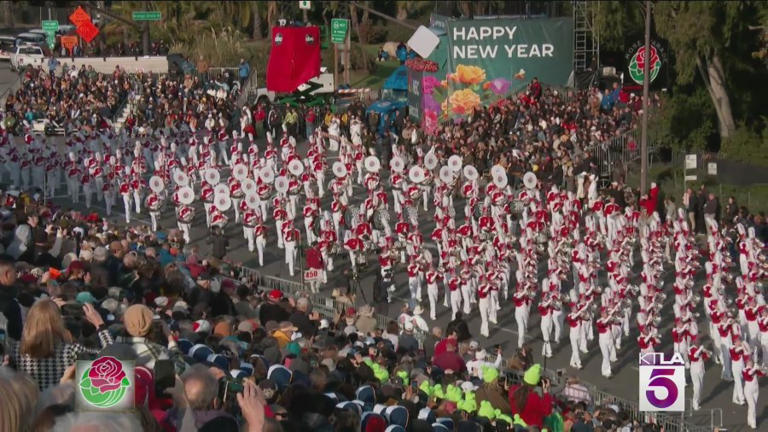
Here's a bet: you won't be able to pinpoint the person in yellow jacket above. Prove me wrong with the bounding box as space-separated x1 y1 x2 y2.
272 321 297 348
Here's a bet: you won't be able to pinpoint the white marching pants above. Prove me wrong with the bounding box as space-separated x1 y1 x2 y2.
285 241 296 276
122 194 131 223
541 314 553 357
569 325 582 368
599 332 613 378
515 307 528 348
408 276 420 309
732 362 745 404
256 236 265 266
150 211 160 232
133 190 141 213
244 227 254 252
479 297 491 337
179 222 191 243
745 380 759 429
450 290 461 321
427 283 438 320
690 365 704 410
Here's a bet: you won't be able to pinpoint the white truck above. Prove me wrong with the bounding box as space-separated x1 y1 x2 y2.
247 69 335 106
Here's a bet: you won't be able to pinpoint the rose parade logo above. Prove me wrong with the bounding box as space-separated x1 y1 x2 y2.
626 41 663 85
77 356 134 409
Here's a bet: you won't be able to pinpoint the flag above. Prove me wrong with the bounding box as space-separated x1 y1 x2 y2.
266 26 321 92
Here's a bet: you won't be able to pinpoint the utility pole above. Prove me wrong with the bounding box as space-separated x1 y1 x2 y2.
640 0 651 194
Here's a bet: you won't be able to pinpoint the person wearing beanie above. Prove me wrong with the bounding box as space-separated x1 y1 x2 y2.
474 365 511 415
114 304 186 372
507 364 553 429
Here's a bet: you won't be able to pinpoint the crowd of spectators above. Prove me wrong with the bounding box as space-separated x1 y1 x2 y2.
0 197 676 432
3 64 132 134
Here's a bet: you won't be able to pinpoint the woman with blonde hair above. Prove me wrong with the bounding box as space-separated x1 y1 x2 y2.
8 298 113 391
0 366 39 432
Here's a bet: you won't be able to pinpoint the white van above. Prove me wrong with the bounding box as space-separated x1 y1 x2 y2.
10 44 45 71
0 36 15 60
15 32 46 46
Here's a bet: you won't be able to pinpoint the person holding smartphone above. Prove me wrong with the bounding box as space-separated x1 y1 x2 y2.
507 364 553 430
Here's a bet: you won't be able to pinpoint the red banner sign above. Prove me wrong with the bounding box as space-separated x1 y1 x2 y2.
76 20 99 44
60 35 78 53
69 6 91 27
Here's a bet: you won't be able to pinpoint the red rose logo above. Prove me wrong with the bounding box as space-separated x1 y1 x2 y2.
88 356 127 393
635 46 659 71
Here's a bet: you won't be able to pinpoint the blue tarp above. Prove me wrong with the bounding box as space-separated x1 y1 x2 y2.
383 65 408 91
366 99 406 115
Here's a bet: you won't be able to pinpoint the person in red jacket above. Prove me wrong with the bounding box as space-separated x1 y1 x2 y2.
508 364 553 429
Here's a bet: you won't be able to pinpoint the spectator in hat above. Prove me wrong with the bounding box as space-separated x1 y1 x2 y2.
508 364 553 429
273 321 297 348
259 289 290 325
355 305 377 336
114 304 185 372
475 365 512 415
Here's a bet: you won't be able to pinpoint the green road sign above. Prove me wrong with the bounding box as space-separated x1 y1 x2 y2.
42 20 59 32
132 11 161 21
299 1 311 10
330 18 348 44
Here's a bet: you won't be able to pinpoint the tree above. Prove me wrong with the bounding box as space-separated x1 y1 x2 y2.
2 1 14 28
654 1 758 140
252 1 263 39
595 1 644 52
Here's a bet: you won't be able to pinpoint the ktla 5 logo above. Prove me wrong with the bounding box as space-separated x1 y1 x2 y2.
639 352 686 412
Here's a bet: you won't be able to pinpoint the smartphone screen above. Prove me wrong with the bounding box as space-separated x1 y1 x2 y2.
154 359 175 398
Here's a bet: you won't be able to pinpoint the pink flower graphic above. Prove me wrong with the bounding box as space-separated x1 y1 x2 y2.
88 356 126 393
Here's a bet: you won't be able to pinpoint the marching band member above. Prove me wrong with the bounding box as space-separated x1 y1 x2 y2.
283 219 300 277
688 343 711 411
176 202 195 244
425 262 441 321
254 213 267 267
538 292 554 358
145 190 163 232
120 176 132 224
567 305 583 369
730 335 750 405
513 283 530 349
743 358 765 429
597 308 617 378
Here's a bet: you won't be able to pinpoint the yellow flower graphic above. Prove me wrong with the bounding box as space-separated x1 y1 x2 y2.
455 65 486 85
448 89 481 115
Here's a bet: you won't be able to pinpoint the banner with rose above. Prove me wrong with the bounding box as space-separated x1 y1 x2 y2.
76 356 135 410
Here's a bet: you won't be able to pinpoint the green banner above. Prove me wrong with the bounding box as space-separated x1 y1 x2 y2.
424 17 573 121
445 17 573 90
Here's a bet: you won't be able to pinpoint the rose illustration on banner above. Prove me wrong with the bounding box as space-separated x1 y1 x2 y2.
453 65 486 85
448 89 481 115
486 77 511 96
628 45 661 85
79 356 130 407
422 75 440 96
